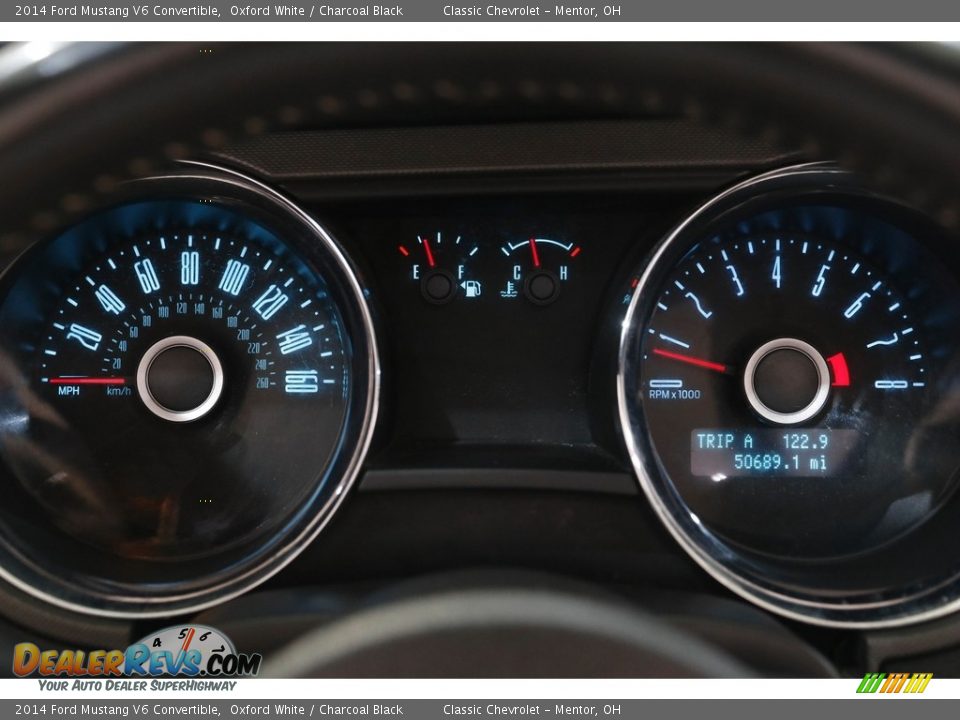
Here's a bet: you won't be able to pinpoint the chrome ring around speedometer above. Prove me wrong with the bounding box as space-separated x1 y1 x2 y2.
0 163 379 617
136 335 226 423
618 164 960 628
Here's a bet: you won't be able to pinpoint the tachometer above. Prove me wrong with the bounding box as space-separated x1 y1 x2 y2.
619 166 960 627
642 231 934 555
0 166 378 617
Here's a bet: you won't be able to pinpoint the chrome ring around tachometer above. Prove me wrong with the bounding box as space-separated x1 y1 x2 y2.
618 163 960 628
742 338 831 426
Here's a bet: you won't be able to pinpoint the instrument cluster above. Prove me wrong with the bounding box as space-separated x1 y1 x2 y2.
0 161 958 629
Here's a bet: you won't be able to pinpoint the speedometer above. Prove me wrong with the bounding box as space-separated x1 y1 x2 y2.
41 228 346 425
0 167 378 617
619 166 960 627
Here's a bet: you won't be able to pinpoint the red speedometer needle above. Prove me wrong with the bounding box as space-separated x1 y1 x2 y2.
652 348 728 373
420 236 436 268
49 377 127 385
529 237 541 268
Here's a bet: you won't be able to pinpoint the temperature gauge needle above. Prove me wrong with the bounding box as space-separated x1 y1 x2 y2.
652 348 729 374
529 237 541 268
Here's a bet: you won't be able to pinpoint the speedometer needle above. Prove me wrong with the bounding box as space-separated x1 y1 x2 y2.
652 348 729 373
48 376 127 385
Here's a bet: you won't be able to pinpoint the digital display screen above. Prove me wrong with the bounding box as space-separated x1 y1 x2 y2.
690 429 860 478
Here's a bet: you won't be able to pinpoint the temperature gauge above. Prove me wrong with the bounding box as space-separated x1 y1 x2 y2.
398 232 481 304
499 237 581 305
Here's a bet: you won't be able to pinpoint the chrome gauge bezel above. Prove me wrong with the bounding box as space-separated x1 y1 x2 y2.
0 162 381 618
617 163 960 628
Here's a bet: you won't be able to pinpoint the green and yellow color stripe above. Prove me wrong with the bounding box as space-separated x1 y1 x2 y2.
857 672 933 694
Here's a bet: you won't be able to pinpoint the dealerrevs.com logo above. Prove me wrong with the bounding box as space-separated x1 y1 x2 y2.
13 625 261 686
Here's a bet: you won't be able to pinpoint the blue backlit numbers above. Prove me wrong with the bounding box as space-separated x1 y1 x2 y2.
725 264 745 297
771 254 782 289
42 228 344 412
65 323 102 351
219 260 250 296
843 292 871 319
276 325 313 355
811 264 830 297
134 259 160 294
181 251 200 285
252 285 289 320
94 284 126 315
285 370 319 394
684 291 713 319
867 333 899 349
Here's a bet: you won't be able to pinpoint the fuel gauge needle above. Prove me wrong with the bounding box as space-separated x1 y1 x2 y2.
420 236 436 268
652 348 729 374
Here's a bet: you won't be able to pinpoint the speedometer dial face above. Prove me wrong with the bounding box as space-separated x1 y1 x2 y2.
41 230 346 425
619 168 960 626
0 172 377 616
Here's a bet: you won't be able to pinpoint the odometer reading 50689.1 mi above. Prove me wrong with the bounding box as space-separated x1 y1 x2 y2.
690 429 860 478
629 201 957 558
619 169 960 625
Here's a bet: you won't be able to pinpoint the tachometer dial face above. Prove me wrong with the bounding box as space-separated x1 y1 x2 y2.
0 173 377 616
641 233 943 556
619 168 960 626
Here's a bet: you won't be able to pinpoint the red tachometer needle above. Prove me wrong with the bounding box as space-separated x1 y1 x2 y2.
529 237 541 268
652 348 728 373
421 236 436 268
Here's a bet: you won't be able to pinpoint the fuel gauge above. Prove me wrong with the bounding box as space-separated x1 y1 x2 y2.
499 237 581 305
398 232 481 304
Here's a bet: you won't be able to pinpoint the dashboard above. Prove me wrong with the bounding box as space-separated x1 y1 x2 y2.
1 42 960 678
